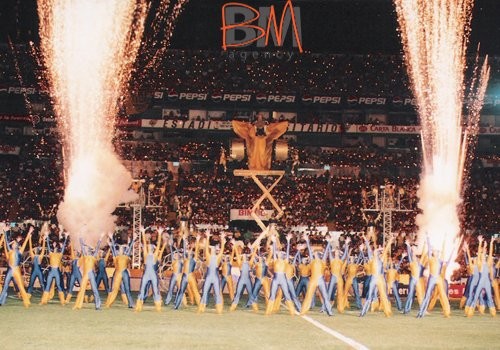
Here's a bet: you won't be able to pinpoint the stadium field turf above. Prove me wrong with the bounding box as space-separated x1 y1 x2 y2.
1 294 499 350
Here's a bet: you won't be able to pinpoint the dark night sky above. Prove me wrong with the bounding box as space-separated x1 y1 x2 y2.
0 0 499 54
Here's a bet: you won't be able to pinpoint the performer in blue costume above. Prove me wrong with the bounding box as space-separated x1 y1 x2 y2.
65 240 83 303
229 240 255 311
136 229 166 312
198 230 226 313
265 234 296 316
284 234 302 312
248 244 270 311
95 248 111 293
465 237 497 317
164 234 183 306
27 232 46 298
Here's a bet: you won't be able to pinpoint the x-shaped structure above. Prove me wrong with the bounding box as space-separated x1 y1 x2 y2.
234 169 285 231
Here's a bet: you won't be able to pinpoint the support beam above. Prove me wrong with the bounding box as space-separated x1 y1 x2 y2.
234 169 285 233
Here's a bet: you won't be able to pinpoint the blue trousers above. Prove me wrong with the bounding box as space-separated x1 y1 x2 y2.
165 273 180 305
296 276 316 307
27 264 45 294
352 277 362 309
118 270 135 308
360 276 381 316
0 268 16 304
248 277 263 305
390 281 402 311
327 275 338 302
66 269 82 295
404 276 417 313
287 277 302 312
269 272 292 302
200 271 222 305
232 272 253 306
44 267 65 293
85 270 102 309
137 267 160 302
465 273 481 307
95 269 109 292
469 276 495 309
417 275 437 317
174 273 189 309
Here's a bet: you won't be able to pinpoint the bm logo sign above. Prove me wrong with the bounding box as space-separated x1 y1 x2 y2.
221 0 303 52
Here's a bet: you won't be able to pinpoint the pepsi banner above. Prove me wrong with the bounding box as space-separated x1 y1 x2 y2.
152 90 418 109
0 86 48 95
0 145 21 156
301 95 342 105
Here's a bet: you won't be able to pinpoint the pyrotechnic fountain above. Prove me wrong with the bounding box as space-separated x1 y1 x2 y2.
394 0 489 270
37 0 148 243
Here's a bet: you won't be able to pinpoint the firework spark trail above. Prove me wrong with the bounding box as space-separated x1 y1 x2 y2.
394 0 489 274
132 0 189 89
38 0 148 243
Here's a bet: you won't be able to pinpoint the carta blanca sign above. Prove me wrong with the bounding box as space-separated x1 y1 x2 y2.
222 0 303 52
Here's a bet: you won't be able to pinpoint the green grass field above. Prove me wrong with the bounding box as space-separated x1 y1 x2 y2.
1 293 499 350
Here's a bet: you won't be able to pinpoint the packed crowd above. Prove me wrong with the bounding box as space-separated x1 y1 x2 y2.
1 132 497 244
0 132 62 222
143 50 500 97
1 45 500 110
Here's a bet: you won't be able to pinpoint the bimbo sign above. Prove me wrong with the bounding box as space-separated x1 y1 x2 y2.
222 0 303 52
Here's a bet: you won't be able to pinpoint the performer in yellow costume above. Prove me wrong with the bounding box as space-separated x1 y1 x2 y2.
174 233 201 309
299 235 333 316
404 239 426 314
73 236 105 310
232 114 288 170
0 226 33 307
417 238 451 318
105 236 135 308
460 241 478 309
343 253 362 309
40 232 68 305
359 235 392 317
325 237 350 313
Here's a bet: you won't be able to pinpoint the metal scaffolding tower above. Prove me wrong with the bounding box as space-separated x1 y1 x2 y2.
118 178 167 268
129 180 145 268
361 184 414 243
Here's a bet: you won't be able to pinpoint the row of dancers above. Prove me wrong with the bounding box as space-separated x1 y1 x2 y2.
0 223 498 318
